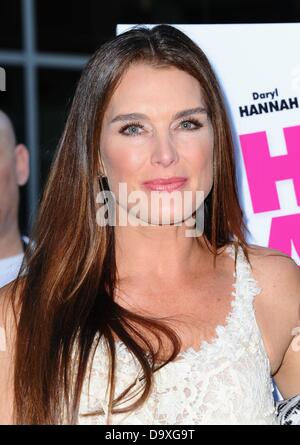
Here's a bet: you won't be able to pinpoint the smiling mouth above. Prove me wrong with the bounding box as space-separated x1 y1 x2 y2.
142 177 188 192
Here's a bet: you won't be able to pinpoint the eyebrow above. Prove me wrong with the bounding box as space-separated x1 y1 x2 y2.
110 106 208 124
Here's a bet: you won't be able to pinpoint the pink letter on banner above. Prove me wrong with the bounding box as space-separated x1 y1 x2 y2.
239 125 300 213
269 213 300 263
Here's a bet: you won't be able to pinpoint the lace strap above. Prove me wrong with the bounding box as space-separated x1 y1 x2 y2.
229 243 263 305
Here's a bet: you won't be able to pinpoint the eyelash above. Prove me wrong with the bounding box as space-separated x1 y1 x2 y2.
119 118 203 137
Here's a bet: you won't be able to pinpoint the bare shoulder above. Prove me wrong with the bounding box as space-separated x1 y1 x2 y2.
246 243 292 259
246 243 299 292
0 279 24 425
245 243 300 376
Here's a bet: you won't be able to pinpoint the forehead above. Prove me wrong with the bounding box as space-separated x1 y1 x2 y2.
106 63 204 117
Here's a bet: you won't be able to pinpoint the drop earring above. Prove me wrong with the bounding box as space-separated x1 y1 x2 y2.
97 172 108 191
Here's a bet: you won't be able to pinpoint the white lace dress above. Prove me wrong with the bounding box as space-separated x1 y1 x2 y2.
76 243 279 425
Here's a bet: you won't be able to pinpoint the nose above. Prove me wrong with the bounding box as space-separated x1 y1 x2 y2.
150 132 179 167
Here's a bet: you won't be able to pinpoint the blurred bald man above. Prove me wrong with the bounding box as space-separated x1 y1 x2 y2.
0 110 29 287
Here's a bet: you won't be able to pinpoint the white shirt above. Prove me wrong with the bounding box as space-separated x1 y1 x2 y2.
0 236 29 288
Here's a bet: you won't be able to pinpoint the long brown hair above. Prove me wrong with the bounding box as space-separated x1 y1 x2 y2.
11 24 252 424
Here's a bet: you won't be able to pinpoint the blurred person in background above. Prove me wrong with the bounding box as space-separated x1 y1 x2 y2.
0 110 29 288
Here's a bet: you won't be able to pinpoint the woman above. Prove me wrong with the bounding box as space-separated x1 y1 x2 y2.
0 24 299 425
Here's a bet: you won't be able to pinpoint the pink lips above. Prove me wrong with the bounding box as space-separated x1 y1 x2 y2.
142 177 188 192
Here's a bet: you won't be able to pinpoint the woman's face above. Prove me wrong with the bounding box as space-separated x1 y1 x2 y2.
99 63 214 228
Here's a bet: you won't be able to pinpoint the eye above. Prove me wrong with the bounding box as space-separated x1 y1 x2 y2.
119 121 144 137
179 118 203 130
118 118 203 137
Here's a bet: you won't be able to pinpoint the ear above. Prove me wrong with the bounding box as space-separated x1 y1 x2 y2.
14 144 30 186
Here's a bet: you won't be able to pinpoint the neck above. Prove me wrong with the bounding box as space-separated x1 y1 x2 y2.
0 221 23 260
114 205 210 285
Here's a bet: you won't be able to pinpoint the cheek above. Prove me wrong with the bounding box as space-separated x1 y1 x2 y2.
101 140 145 186
184 132 213 169
183 133 214 191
